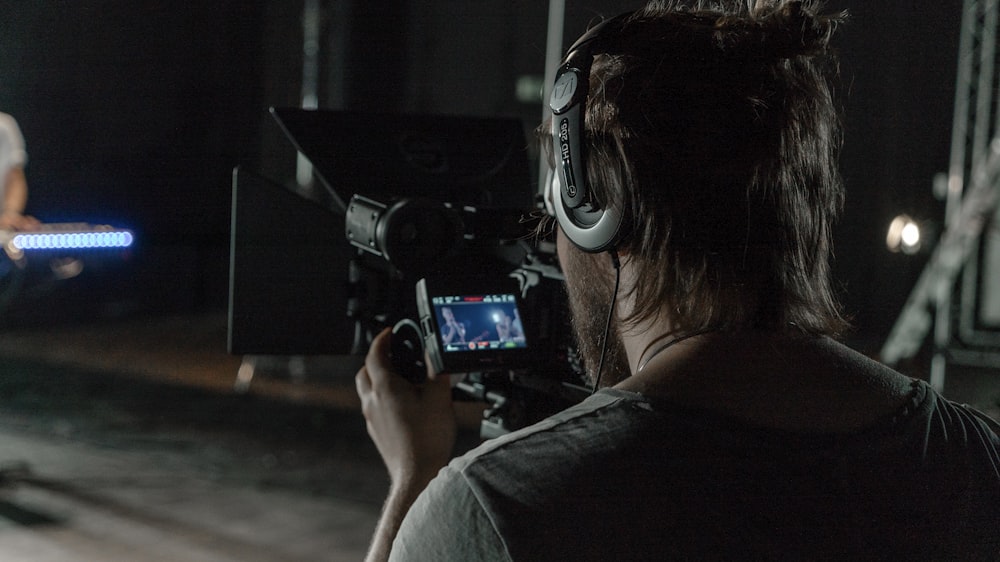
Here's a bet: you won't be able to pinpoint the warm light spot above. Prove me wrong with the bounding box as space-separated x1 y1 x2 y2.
886 215 921 255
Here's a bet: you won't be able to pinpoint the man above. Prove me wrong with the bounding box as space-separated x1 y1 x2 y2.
0 112 38 232
355 1 1000 560
439 306 466 346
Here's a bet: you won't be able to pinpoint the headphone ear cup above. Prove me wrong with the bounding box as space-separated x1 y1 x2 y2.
548 166 625 253
550 52 627 253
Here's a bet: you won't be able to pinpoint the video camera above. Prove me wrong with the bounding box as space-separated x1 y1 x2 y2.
228 108 589 437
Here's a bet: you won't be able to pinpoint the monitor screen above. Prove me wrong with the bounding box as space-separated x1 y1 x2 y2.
431 292 528 353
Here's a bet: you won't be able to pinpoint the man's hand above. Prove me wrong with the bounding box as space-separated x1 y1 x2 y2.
0 210 40 231
355 327 457 561
355 326 456 487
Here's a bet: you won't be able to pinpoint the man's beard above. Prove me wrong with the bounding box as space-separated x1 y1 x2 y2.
561 248 631 388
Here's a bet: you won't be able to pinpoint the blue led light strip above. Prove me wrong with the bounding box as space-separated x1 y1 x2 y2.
11 231 134 250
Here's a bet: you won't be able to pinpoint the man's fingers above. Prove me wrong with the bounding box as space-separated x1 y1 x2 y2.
369 327 392 357
365 328 392 385
355 366 372 397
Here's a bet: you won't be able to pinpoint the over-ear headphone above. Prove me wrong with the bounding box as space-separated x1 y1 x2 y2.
548 13 633 253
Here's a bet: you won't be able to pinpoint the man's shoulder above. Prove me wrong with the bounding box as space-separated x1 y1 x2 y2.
419 382 1000 560
438 388 676 517
0 113 18 136
449 388 652 472
390 394 650 562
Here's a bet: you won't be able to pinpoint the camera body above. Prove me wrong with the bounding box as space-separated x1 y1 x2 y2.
347 196 590 436
344 191 584 380
343 189 591 433
229 109 589 435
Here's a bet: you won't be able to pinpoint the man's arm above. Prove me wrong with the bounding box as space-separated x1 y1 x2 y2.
365 480 431 562
354 328 457 562
1 168 39 230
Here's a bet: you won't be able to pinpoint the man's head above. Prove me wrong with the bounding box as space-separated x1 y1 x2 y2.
549 0 849 351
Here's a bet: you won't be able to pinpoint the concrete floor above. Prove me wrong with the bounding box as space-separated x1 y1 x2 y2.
0 312 998 561
0 311 495 561
0 314 387 561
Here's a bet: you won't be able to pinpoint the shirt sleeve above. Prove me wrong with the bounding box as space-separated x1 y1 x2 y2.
0 114 27 167
389 464 512 562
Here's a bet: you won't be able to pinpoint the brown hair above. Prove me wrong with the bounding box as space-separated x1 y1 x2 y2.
547 0 850 336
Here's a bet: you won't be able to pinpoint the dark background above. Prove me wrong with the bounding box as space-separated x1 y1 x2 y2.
0 1 961 354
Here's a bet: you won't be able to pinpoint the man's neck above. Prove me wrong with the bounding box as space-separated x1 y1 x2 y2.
614 332 914 433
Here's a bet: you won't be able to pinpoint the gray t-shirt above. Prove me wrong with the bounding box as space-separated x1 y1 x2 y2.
391 380 1000 561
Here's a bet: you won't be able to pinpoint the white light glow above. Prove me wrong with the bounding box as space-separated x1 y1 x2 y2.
900 223 920 248
886 215 921 255
12 230 134 251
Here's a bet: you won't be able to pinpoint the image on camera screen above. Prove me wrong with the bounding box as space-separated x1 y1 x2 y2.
431 294 528 353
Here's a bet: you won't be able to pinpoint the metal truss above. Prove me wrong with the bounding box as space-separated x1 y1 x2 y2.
880 0 1000 387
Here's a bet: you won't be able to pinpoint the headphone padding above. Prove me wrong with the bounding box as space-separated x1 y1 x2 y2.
552 171 624 253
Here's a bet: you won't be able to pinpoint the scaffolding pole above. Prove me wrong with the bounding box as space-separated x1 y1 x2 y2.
881 0 1000 389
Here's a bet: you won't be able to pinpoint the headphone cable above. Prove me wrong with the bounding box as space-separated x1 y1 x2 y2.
592 250 622 393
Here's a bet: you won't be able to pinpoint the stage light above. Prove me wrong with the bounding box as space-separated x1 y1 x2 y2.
901 222 920 248
886 215 922 255
11 230 134 251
